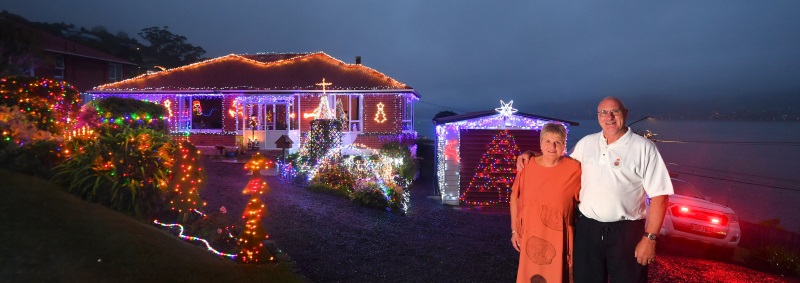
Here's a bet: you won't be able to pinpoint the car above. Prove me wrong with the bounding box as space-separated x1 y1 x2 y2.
652 178 741 258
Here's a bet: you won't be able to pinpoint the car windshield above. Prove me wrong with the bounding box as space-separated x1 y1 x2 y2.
671 179 705 200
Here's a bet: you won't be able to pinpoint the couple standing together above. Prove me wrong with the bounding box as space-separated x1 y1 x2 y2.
510 96 674 283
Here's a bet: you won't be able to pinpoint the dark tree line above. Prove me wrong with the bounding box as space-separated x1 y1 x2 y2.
0 11 206 76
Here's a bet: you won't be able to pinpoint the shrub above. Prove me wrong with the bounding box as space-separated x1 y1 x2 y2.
744 245 800 277
54 126 175 218
0 139 64 177
306 182 350 197
379 142 418 188
351 187 389 209
185 211 241 255
311 161 355 196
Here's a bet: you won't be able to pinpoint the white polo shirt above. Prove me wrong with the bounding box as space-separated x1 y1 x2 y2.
570 129 673 222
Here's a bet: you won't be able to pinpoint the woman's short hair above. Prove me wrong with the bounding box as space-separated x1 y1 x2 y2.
540 123 567 143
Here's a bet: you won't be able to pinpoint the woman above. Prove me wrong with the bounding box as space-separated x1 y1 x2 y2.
510 123 581 283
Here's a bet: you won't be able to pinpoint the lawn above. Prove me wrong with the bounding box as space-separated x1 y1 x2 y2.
0 170 305 282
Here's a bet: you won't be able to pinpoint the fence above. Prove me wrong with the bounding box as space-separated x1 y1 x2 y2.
739 221 800 253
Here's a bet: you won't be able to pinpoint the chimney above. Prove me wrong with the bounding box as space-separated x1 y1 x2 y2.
355 56 361 65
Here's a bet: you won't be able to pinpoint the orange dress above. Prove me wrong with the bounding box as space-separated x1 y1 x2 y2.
512 157 581 283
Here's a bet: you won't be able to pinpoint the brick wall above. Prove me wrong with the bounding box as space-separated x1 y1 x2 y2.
363 94 401 133
298 95 321 132
353 133 416 149
187 134 236 146
222 95 237 132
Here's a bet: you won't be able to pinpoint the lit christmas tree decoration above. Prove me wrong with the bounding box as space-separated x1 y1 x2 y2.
374 102 387 123
244 152 272 173
237 153 274 263
167 141 207 218
302 78 336 120
461 130 521 205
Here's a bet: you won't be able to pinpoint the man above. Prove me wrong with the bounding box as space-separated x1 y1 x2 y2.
518 97 673 282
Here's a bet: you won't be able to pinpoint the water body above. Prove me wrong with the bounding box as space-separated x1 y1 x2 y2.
419 119 800 232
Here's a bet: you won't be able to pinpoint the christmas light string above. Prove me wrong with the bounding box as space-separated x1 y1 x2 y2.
94 52 410 91
153 220 237 259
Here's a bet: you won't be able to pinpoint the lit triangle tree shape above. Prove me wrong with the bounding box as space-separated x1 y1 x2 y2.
462 130 521 206
237 153 274 263
167 141 207 222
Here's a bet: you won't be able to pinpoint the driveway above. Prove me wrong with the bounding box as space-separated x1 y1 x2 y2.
202 159 793 282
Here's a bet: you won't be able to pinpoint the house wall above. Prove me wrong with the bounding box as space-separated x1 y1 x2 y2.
222 95 237 132
298 93 411 150
187 133 236 146
362 94 402 133
37 53 130 92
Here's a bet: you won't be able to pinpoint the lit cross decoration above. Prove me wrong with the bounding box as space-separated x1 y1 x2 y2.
303 78 336 119
495 100 518 118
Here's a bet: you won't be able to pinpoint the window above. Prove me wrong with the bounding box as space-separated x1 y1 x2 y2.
109 63 123 82
54 55 64 78
24 64 34 77
402 97 413 131
348 95 362 132
191 98 223 130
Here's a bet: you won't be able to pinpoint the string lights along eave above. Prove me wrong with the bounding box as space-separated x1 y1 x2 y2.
92 52 411 92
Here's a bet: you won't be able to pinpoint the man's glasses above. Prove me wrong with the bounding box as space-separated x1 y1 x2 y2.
597 109 623 117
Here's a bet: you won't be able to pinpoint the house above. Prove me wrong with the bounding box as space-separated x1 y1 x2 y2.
0 12 137 92
87 52 420 153
432 101 578 206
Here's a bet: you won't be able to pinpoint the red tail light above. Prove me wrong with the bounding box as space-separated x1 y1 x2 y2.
671 206 728 226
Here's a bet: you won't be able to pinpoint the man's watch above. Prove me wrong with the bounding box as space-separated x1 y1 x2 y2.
644 232 658 241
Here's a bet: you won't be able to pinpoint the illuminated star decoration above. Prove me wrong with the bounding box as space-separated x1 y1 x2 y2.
495 100 518 118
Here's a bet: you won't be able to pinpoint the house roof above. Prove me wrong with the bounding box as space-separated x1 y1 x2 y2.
432 110 579 126
1 14 135 66
92 52 417 96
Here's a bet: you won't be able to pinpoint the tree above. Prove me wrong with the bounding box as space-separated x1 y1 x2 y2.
138 26 206 68
0 13 42 77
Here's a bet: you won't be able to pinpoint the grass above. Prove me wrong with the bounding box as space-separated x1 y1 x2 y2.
0 170 305 282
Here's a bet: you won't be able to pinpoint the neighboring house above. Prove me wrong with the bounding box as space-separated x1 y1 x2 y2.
87 52 420 152
0 13 137 92
36 27 137 92
432 102 577 205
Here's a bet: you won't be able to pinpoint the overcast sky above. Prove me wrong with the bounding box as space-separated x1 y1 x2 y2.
4 0 800 125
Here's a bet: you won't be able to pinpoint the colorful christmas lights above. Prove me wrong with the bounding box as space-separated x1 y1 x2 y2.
167 142 207 215
237 153 274 263
461 130 521 205
153 220 237 259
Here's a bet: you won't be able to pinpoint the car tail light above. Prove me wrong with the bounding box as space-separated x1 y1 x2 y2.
670 205 728 226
